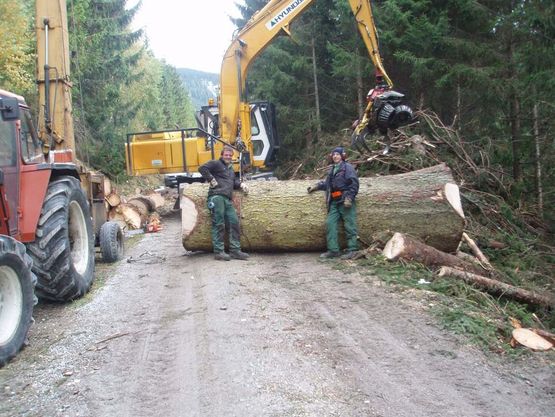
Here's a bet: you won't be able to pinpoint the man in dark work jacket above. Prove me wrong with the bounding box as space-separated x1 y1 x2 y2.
308 146 359 260
199 146 249 261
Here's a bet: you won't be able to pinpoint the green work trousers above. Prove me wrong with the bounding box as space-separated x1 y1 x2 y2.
208 195 241 253
326 200 358 252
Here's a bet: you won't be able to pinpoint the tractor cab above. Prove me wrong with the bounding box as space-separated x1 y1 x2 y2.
0 90 44 240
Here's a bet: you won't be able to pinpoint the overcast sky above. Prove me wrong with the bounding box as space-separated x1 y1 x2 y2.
131 0 241 74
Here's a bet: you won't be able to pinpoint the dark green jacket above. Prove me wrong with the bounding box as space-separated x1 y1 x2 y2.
199 158 241 199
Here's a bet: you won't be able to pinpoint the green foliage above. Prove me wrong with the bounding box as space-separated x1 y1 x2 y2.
67 0 194 179
0 0 35 95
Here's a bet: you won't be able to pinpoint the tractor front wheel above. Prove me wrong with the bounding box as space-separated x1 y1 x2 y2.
0 236 36 366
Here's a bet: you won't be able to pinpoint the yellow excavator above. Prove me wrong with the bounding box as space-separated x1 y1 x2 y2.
125 0 413 181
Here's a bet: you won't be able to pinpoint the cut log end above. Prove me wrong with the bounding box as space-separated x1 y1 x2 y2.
181 197 198 240
512 328 554 351
444 183 465 219
383 232 405 260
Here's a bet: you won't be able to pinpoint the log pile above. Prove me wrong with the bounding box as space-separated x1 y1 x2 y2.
106 190 168 231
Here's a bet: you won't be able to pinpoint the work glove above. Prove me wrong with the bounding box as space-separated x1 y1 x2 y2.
240 182 249 194
344 197 353 208
307 184 318 194
209 178 218 188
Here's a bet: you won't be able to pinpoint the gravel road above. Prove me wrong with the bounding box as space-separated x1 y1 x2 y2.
1 212 553 417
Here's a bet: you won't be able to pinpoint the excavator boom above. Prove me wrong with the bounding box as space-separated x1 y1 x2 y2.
220 0 392 150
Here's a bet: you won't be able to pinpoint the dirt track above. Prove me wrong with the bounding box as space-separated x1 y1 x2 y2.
1 212 553 417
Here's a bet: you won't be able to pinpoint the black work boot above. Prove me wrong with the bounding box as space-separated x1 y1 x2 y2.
214 252 231 261
320 251 340 259
340 251 357 260
230 250 249 260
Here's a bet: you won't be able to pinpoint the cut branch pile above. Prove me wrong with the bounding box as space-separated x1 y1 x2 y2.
382 231 554 309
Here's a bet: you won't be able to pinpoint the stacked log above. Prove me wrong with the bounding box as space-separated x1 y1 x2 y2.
107 192 166 230
180 164 465 252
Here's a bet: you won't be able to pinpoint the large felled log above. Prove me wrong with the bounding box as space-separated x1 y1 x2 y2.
438 267 554 308
181 164 465 252
383 233 486 275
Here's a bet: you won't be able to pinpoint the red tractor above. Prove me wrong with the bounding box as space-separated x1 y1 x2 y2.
0 0 127 365
0 90 122 366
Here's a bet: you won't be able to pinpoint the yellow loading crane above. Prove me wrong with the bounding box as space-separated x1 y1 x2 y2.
125 0 413 180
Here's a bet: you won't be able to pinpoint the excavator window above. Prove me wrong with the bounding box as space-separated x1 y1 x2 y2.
251 109 260 136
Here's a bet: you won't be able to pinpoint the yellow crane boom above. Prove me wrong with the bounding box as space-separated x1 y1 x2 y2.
219 0 392 151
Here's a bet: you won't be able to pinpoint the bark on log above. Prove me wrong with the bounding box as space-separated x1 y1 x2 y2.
127 199 150 217
455 250 497 274
181 164 465 252
383 233 485 275
144 192 165 209
438 266 554 308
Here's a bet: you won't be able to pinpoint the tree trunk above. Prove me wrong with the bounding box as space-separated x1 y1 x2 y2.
356 51 364 120
533 98 544 219
181 164 465 252
508 33 522 182
462 232 494 271
438 267 554 308
109 204 144 230
311 37 322 141
383 233 485 275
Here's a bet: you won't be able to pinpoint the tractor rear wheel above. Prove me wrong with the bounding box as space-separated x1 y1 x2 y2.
26 176 94 301
0 236 36 366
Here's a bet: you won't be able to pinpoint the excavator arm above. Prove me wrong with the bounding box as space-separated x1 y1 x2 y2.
220 0 395 153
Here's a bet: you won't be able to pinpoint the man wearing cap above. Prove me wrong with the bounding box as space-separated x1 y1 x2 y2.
199 146 249 261
308 146 359 259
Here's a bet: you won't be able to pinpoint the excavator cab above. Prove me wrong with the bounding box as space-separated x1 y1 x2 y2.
126 100 280 179
196 101 279 169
